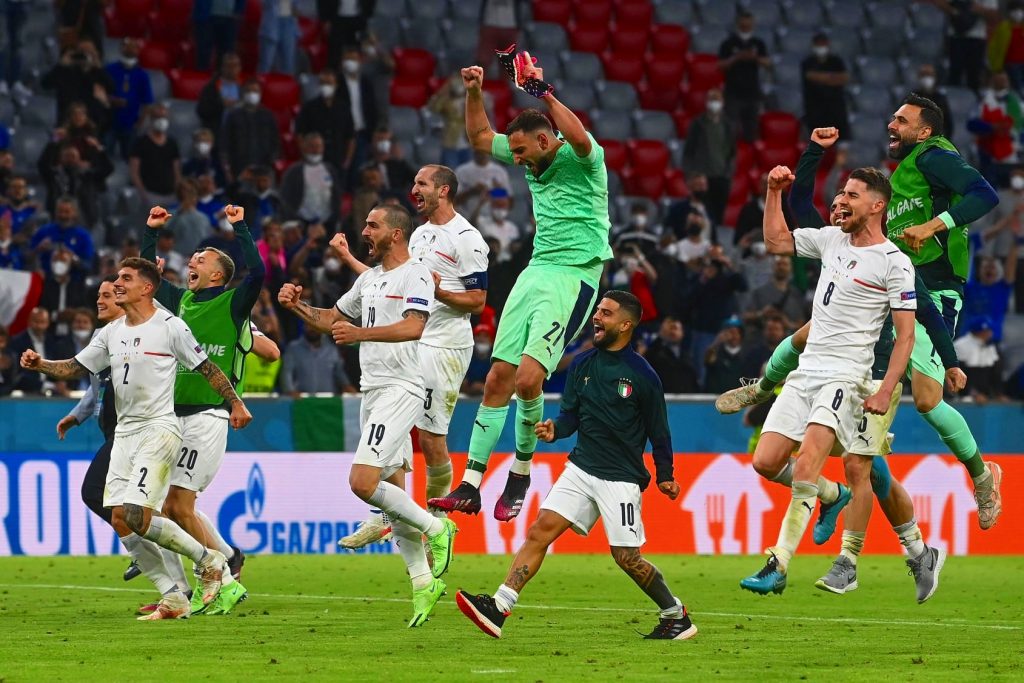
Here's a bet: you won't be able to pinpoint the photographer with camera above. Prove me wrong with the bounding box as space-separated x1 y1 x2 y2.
41 40 114 133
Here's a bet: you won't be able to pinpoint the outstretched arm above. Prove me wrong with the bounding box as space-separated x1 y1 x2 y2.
790 128 838 227
330 309 427 345
763 166 797 255
865 310 915 415
463 66 496 154
278 282 348 333
141 206 185 310
20 352 90 380
543 94 591 157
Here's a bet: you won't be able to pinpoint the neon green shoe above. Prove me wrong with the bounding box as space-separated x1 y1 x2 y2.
408 578 446 628
189 583 209 614
204 580 248 615
426 518 457 578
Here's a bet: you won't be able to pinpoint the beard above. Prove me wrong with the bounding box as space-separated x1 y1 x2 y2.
888 133 917 160
594 327 620 349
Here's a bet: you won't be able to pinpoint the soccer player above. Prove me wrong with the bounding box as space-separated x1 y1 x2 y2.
430 55 613 521
332 164 490 548
455 291 696 640
141 203 263 614
740 165 916 595
278 205 457 628
21 258 252 619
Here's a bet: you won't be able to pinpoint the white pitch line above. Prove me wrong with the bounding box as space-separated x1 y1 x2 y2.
1 583 1020 632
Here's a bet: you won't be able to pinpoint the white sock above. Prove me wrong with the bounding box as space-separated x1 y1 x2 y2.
494 584 518 614
659 597 684 619
770 457 795 486
392 519 432 590
159 545 190 592
509 458 531 476
463 469 483 488
367 481 443 537
197 510 234 559
894 519 926 558
426 462 453 518
772 480 818 570
143 516 206 564
972 468 992 490
839 530 865 565
121 533 179 595
817 478 840 505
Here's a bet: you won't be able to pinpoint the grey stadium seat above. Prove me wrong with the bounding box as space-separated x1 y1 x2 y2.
655 1 697 27
368 16 401 49
850 115 886 143
166 98 197 135
561 52 603 83
826 30 862 61
590 109 635 140
861 26 908 60
856 56 900 86
784 0 825 29
690 26 731 55
147 70 171 102
772 53 803 87
18 94 57 129
414 136 442 165
10 126 49 169
595 81 638 112
908 3 945 31
747 1 784 28
776 27 816 55
445 19 481 55
389 106 423 138
525 22 569 54
556 81 597 111
850 85 893 118
408 0 448 21
826 1 866 28
374 0 407 18
634 110 677 140
451 0 480 21
400 20 445 53
699 0 740 27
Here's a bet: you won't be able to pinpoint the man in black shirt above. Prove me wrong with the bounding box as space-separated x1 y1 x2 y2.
643 316 698 393
456 291 697 641
129 104 181 206
718 10 770 141
801 34 849 137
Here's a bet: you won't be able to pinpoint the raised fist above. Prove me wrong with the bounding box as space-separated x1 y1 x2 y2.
278 282 303 309
461 66 483 93
767 166 795 192
811 127 840 149
147 206 171 229
224 204 244 223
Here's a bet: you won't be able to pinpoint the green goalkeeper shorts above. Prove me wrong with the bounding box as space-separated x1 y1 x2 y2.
908 288 961 386
492 263 599 376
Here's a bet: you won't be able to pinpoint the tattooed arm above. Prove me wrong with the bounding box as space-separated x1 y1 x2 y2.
331 309 428 345
610 546 678 612
195 359 253 429
20 351 90 380
277 282 348 333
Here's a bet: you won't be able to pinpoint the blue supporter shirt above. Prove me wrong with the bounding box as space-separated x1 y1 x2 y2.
30 222 95 274
104 62 154 132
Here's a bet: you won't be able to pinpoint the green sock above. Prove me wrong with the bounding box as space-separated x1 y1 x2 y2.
759 335 801 392
920 401 985 477
465 405 509 486
511 395 544 475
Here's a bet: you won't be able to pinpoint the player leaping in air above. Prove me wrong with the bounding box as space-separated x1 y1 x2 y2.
430 48 613 521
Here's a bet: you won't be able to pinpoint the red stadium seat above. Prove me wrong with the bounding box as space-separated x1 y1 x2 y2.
627 139 669 174
298 16 322 47
147 8 191 42
723 197 744 227
116 0 154 15
759 111 801 148
259 73 300 110
572 109 592 129
104 6 148 38
644 53 686 90
686 53 724 91
237 37 259 72
244 0 261 29
139 40 180 70
610 25 650 54
614 0 654 29
599 139 629 173
681 86 708 115
601 51 645 83
168 69 211 99
664 168 688 198
728 171 751 204
281 131 299 161
393 48 437 81
573 0 613 26
672 110 693 137
272 107 294 134
734 141 756 175
179 39 195 68
568 22 610 53
390 78 430 107
755 142 800 171
650 23 689 54
637 81 680 111
304 42 327 72
532 0 573 26
482 80 512 117
273 158 289 178
158 0 193 14
624 168 665 199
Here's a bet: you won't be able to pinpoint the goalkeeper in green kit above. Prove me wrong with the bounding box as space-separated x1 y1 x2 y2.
429 47 613 521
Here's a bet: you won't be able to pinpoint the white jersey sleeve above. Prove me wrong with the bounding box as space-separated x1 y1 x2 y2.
403 262 434 316
887 251 918 312
75 323 112 374
166 316 208 371
456 228 490 287
336 269 369 319
793 226 835 260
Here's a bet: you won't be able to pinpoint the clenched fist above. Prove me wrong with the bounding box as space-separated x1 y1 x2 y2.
767 165 796 192
224 204 244 223
278 282 303 309
147 206 171 229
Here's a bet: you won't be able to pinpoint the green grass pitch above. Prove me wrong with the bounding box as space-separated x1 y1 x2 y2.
1 554 1021 681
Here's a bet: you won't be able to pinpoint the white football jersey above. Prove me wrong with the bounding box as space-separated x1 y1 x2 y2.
335 258 434 398
409 213 490 349
794 226 917 380
75 310 208 436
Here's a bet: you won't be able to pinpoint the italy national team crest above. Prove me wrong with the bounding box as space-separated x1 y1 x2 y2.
617 379 633 398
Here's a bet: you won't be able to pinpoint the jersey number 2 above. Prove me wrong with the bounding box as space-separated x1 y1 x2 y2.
122 362 130 384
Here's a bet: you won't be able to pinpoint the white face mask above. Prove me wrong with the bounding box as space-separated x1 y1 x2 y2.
305 154 323 165
244 91 261 106
196 141 212 155
72 328 92 342
919 75 936 90
632 214 648 228
376 139 391 155
200 193 214 203
319 84 336 98
475 342 492 356
152 117 170 133
324 257 341 273
737 31 754 41
1012 9 1024 22
342 59 360 75
121 56 138 68
812 46 829 59
1011 175 1024 190
706 99 723 114
492 208 508 221
52 260 70 277
751 241 768 257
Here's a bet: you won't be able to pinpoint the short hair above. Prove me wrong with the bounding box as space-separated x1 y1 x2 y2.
602 289 643 325
242 77 260 89
428 165 459 199
56 194 78 209
102 274 118 284
303 131 323 145
202 247 236 282
119 257 161 290
848 167 892 204
505 109 554 136
375 204 414 241
903 93 945 137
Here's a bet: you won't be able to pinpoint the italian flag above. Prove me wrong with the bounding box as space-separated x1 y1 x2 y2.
0 270 43 335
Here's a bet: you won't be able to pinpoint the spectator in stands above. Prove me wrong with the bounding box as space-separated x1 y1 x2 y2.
367 126 415 191
964 239 1019 342
57 102 101 159
0 150 12 197
429 74 473 169
0 209 25 269
704 316 747 394
3 175 40 236
197 52 243 132
455 149 512 220
195 171 226 227
915 64 956 134
643 316 698 394
104 38 153 161
0 324 20 396
168 179 212 256
233 165 281 232
954 317 1006 401
475 188 521 263
990 2 1024 92
801 33 849 138
610 244 660 328
285 221 327 277
42 40 113 132
734 173 794 247
319 0 374 68
683 89 733 227
39 245 92 315
0 0 31 103
969 71 1023 186
155 229 185 275
280 133 342 229
258 0 299 75
56 0 105 57
742 313 787 378
743 254 806 331
613 201 662 258
462 323 495 395
718 9 770 142
251 287 282 343
194 0 245 71
257 219 290 287
182 128 227 189
30 197 94 277
221 79 281 181
128 103 181 207
296 69 355 174
663 172 713 240
476 0 520 71
927 0 1000 92
687 248 747 384
337 46 380 178
739 240 773 293
973 166 1022 261
8 307 73 395
281 327 356 395
306 243 351 307
666 211 711 265
349 163 381 237
38 140 112 231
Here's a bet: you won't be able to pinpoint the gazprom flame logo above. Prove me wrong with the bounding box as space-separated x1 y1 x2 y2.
247 464 265 519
